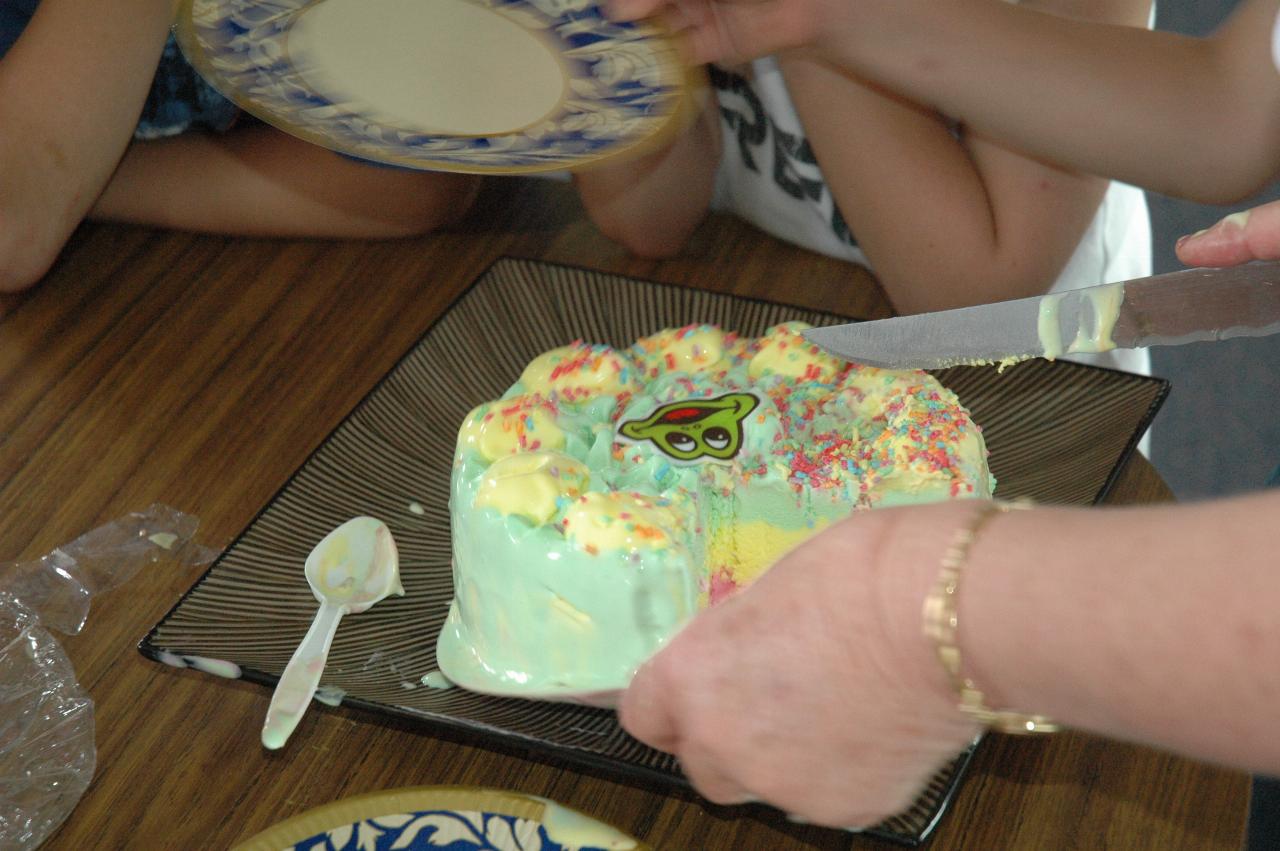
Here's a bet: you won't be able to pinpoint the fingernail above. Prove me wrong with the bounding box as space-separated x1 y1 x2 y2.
1177 227 1211 250
785 813 809 824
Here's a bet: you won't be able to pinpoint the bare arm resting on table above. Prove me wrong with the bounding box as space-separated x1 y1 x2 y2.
91 126 481 241
620 491 1280 827
0 0 480 294
0 0 174 291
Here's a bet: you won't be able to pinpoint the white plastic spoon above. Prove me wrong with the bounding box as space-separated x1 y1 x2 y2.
261 516 402 750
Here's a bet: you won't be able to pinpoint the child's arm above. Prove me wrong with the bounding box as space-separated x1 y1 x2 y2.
90 124 482 240
0 0 175 290
827 0 1280 204
611 0 1280 204
1 0 481 293
571 88 722 258
781 0 1152 313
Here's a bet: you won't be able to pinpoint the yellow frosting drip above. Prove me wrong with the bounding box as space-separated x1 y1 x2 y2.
866 390 989 499
748 321 843 382
458 396 566 462
474 451 590 526
520 343 640 402
631 325 727 377
562 492 682 555
837 366 922 421
839 364 918 397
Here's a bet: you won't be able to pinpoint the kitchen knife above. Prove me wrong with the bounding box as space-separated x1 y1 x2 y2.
801 261 1280 370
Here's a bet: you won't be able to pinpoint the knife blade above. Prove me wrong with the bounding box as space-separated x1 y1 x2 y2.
801 261 1280 370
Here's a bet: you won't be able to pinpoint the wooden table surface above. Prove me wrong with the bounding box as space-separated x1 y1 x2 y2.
9 177 1246 850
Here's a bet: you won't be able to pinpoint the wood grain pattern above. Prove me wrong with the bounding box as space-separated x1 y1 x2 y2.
5 178 1244 850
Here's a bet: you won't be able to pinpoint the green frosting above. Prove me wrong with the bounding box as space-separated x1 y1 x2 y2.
438 324 994 700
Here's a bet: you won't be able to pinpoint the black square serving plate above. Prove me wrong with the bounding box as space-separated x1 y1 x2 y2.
141 257 1168 845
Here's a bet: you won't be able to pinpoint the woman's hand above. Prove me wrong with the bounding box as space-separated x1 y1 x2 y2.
1176 200 1280 267
617 506 980 827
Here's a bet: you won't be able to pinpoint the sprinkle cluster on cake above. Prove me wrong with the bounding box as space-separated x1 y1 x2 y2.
438 322 994 700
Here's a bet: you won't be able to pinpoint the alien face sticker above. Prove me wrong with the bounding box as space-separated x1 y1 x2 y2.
618 393 759 462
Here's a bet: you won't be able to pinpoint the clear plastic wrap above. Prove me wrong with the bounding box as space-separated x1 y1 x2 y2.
0 505 213 850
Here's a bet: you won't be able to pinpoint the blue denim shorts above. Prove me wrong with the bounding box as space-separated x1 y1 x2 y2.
1 0 240 139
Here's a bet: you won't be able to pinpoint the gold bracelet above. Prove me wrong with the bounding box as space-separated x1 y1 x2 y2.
922 499 1060 735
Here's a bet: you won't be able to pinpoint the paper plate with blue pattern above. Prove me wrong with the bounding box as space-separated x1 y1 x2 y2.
174 0 692 174
232 786 647 850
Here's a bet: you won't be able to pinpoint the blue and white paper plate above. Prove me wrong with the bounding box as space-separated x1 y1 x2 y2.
174 0 692 173
232 786 647 850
